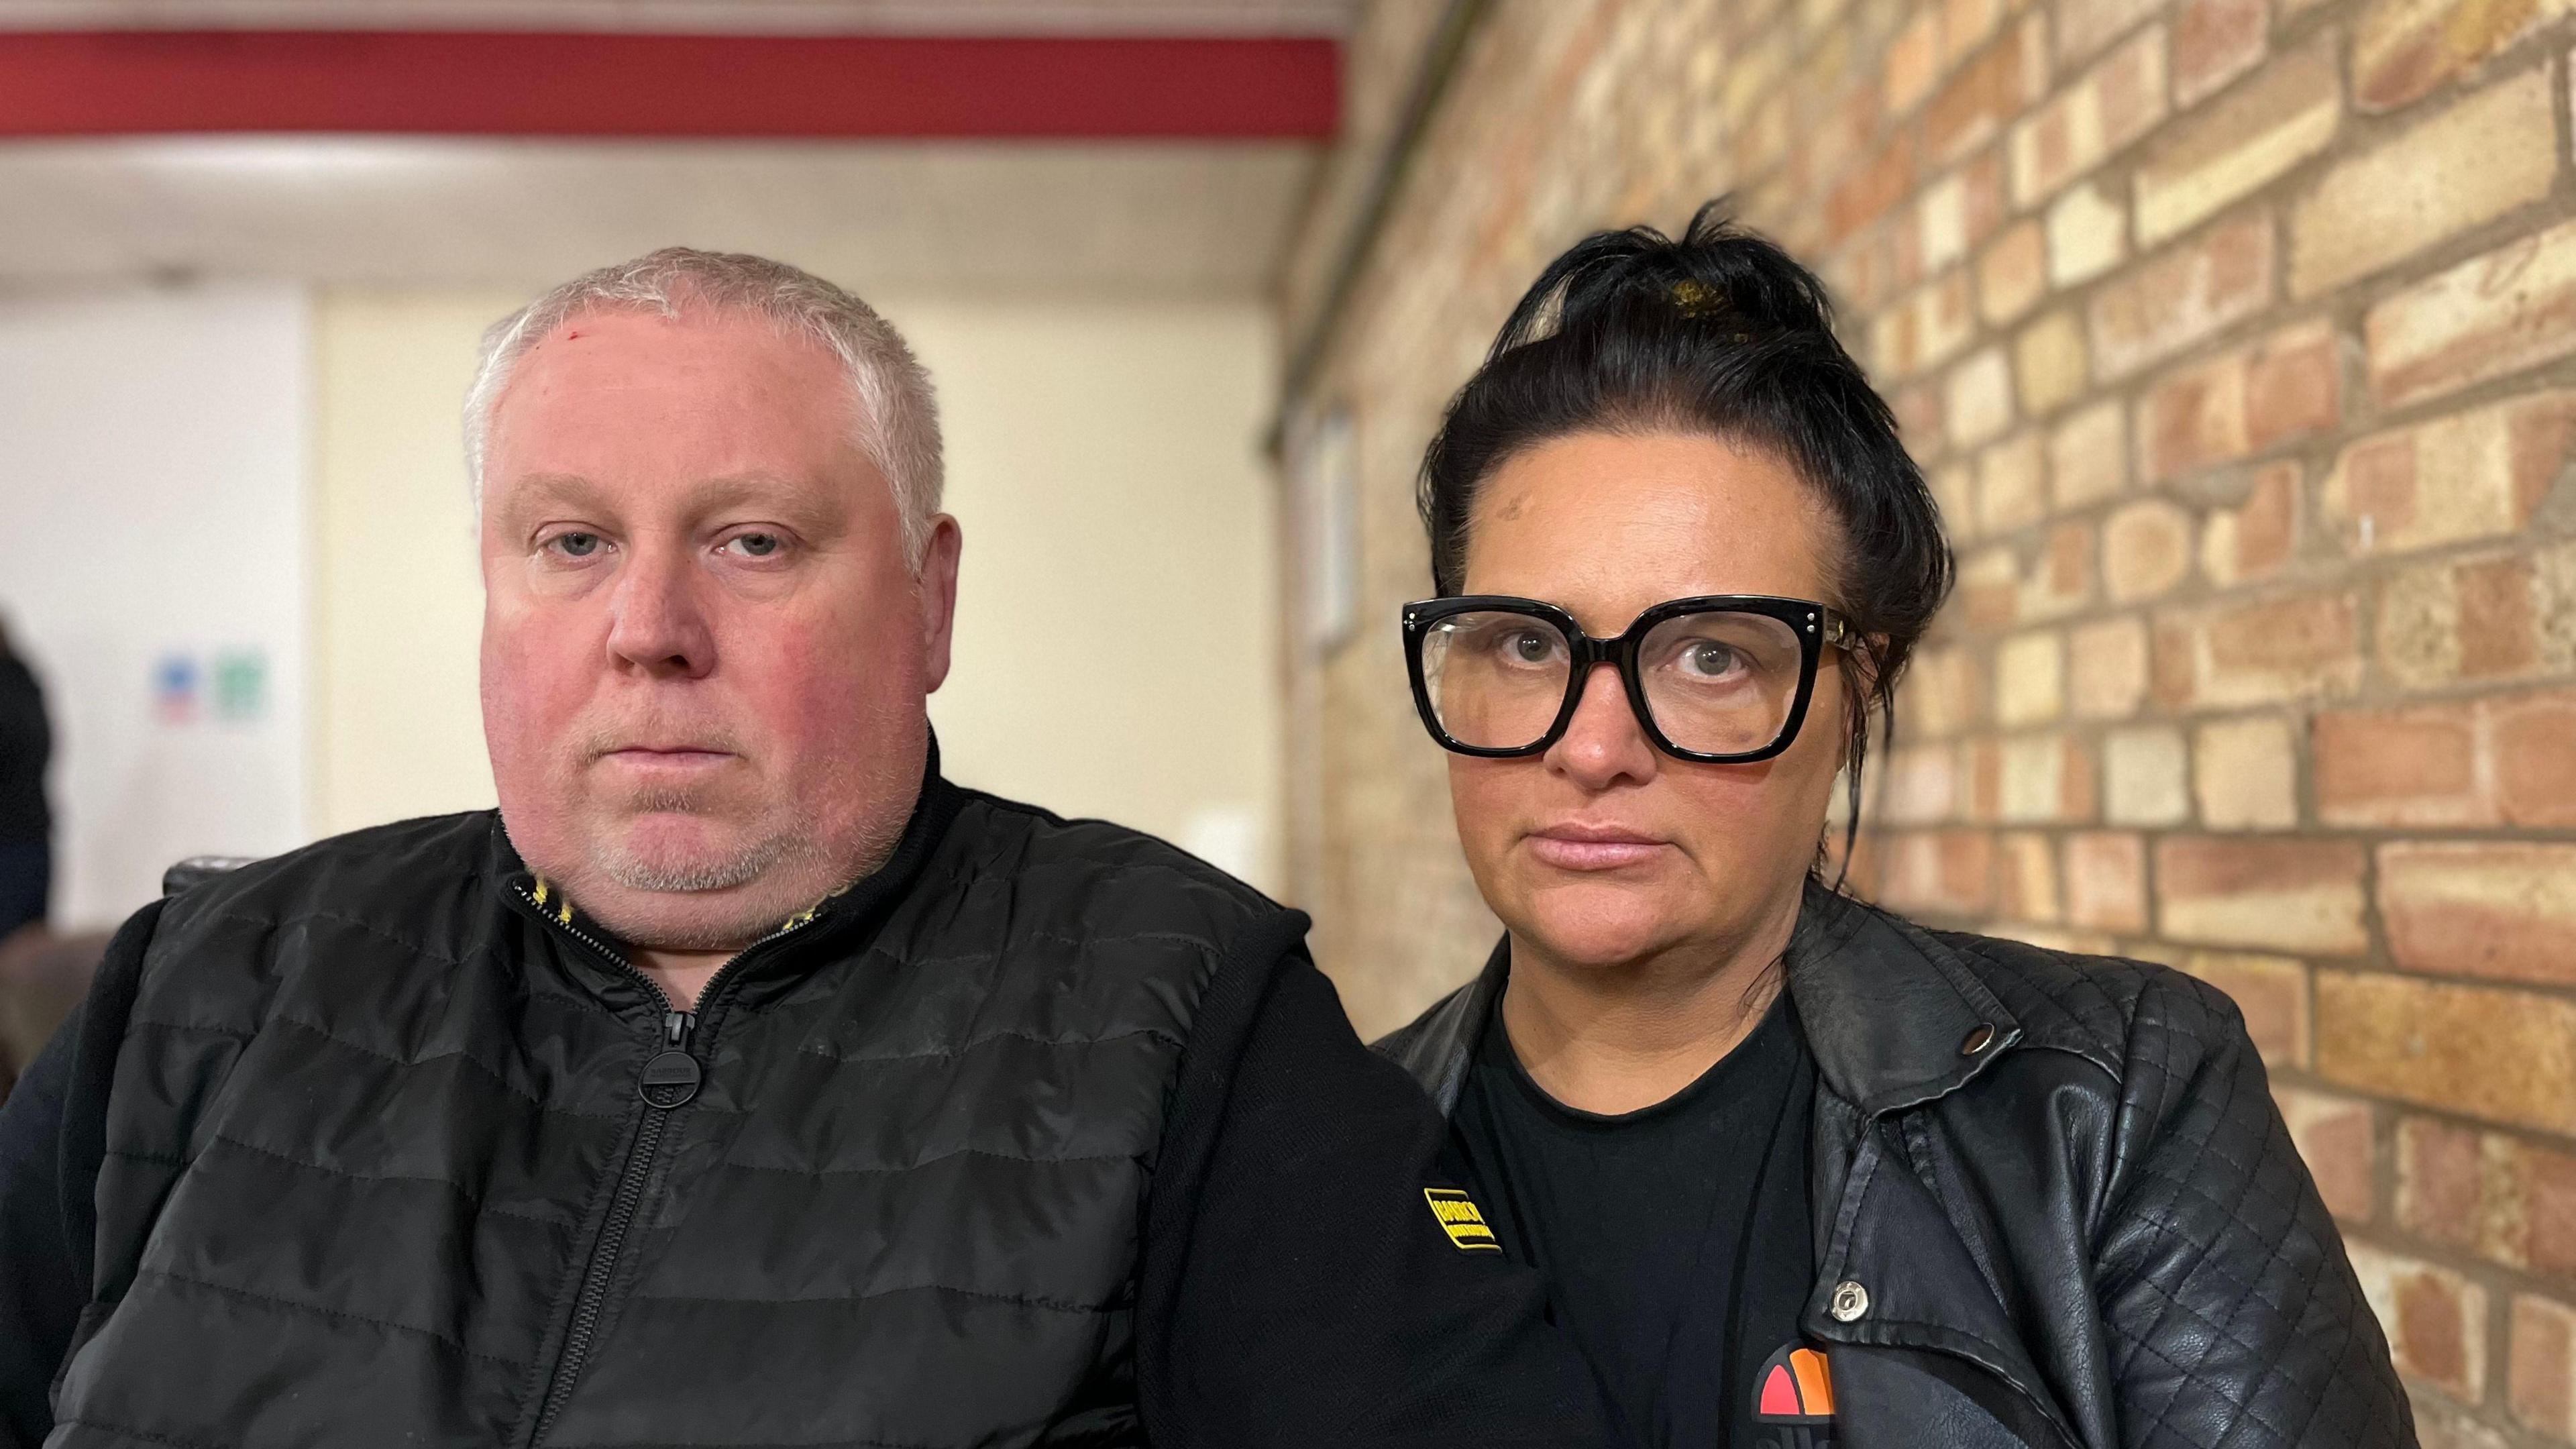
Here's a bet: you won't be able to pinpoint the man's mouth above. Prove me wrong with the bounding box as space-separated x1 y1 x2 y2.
600 746 735 770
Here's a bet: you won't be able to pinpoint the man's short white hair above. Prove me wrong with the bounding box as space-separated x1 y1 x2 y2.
464 247 943 564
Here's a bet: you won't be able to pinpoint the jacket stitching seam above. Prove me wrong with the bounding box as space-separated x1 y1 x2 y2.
874 935 1220 975
162 905 492 972
194 1132 584 1229
795 1025 1185 1064
132 1266 532 1370
630 1281 1114 1315
724 1145 1139 1178
257 1012 629 1122
538 1418 1057 1449
2117 1319 2312 1446
57 1418 238 1449
115 1017 254 1043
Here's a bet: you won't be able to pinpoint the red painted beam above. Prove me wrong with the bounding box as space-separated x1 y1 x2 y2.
0 32 1339 138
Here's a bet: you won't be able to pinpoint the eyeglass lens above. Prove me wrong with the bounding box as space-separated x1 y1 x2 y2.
1418 607 1807 755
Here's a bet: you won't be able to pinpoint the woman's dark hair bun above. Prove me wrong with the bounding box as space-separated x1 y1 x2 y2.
1510 206 1839 356
1417 198 1956 874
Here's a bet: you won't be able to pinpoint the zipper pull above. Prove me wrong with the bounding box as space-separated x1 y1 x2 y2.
640 1011 702 1108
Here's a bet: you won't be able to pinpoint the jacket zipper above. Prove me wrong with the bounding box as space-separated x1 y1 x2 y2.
515 883 812 1446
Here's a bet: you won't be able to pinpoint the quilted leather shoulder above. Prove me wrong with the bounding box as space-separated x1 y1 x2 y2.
1923 927 2248 1097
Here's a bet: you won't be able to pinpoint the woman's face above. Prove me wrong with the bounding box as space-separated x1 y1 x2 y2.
1448 429 1849 972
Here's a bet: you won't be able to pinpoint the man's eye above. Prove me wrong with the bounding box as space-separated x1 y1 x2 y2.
550 532 602 559
723 533 786 559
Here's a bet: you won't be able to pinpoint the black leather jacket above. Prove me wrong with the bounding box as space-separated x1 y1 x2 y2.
1374 883 2417 1448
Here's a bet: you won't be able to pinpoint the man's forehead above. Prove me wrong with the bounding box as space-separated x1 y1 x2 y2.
486 459 883 534
489 310 861 457
506 467 790 500
509 305 842 393
473 299 902 537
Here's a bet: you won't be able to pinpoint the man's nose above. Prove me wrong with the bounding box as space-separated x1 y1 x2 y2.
1544 662 1658 788
603 545 716 679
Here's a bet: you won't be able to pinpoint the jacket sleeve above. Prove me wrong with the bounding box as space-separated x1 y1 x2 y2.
0 1008 87 1449
1136 912 1613 1449
2090 971 2416 1448
0 899 158 1449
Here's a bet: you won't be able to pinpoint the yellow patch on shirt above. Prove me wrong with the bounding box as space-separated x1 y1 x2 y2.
1422 1188 1503 1252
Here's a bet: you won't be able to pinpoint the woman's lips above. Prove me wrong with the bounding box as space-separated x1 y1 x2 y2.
1524 824 1670 871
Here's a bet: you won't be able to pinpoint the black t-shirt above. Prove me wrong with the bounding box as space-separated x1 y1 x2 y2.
1447 988 1835 1449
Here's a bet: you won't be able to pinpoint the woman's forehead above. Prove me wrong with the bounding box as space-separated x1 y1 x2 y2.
1463 431 1837 608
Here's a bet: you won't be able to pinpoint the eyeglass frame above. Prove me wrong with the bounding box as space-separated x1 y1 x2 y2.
1399 593 1855 764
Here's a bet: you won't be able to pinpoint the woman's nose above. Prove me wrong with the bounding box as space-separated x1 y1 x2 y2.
1545 662 1658 787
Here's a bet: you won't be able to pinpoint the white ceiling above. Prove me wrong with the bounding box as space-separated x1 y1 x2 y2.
0 0 1362 34
0 1 1346 294
0 137 1322 294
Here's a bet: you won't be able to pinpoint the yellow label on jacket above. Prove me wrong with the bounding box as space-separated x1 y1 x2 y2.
1422 1188 1503 1251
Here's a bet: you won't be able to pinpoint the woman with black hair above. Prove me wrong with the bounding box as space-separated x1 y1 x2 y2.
1374 204 2413 1448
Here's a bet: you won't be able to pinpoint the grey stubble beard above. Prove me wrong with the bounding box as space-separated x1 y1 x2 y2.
596 782 817 894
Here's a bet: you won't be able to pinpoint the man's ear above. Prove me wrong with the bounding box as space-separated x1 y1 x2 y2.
917 515 964 694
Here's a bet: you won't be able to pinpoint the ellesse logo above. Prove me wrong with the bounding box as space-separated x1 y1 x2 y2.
1754 1342 1835 1425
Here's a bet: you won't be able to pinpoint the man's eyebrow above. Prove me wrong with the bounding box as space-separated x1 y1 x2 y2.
690 475 849 535
498 472 611 517
690 473 801 510
491 472 851 535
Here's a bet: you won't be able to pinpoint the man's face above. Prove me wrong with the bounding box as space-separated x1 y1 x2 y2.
478 306 960 952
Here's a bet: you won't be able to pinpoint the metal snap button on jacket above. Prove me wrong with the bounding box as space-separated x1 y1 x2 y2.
1961 1022 1996 1056
1830 1280 1870 1322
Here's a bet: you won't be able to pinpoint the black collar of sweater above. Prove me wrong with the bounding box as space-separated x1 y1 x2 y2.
482 734 970 1012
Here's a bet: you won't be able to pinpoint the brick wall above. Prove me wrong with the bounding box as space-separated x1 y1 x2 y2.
1278 0 2576 1438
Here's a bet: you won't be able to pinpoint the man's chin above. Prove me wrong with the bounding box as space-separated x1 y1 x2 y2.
595 812 782 888
568 821 812 949
572 875 792 955
600 851 770 895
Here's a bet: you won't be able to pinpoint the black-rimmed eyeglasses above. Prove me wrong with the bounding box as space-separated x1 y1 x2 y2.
1401 594 1853 763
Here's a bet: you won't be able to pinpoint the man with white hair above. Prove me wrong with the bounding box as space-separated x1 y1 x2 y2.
0 250 1606 1448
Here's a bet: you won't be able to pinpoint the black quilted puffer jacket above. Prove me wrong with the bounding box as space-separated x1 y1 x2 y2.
1375 881 2418 1448
0 764 1611 1448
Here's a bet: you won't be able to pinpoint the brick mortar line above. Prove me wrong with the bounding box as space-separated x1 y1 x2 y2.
1883 901 2576 1007
2324 1220 2576 1351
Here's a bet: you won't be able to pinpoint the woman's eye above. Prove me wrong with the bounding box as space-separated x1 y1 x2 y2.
1682 641 1743 677
1510 630 1554 662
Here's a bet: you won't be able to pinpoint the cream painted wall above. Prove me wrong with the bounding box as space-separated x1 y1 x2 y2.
901 298 1283 890
309 288 1283 892
0 286 313 929
311 290 512 837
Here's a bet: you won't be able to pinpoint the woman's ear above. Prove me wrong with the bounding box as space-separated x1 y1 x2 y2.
1835 637 1890 771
